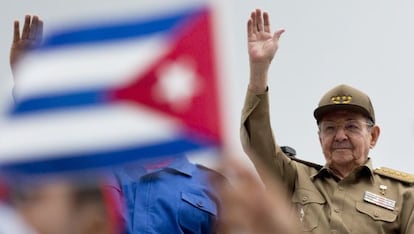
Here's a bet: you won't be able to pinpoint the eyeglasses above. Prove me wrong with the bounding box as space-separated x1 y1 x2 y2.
319 120 374 136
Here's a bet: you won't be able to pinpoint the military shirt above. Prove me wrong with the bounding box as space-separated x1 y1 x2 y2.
241 89 414 234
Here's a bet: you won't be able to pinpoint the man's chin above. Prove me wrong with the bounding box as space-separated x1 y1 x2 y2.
332 149 352 155
331 152 353 163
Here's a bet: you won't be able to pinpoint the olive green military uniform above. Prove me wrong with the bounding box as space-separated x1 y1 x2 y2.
241 89 414 233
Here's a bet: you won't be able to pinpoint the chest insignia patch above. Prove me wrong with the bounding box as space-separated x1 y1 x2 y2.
363 191 396 211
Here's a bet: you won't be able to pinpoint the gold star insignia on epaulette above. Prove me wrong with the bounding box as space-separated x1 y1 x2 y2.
374 167 414 184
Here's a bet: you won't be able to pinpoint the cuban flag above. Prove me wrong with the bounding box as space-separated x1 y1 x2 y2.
0 5 223 174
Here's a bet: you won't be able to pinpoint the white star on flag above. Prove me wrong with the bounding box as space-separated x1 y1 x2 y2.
154 57 200 112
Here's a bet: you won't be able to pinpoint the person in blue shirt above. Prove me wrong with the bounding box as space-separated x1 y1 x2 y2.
105 155 221 234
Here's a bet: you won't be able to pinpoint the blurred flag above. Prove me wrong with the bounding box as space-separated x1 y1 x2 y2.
0 5 222 174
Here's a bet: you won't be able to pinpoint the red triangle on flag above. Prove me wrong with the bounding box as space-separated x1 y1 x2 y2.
111 8 222 144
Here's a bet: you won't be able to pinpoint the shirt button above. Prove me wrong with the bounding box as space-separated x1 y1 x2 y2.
302 196 308 202
196 201 203 207
334 208 340 213
374 212 379 218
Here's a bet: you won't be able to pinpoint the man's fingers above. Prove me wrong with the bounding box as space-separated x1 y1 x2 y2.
256 9 263 32
13 20 20 43
263 12 271 33
30 15 43 43
29 16 39 40
250 11 257 34
247 19 254 39
37 19 44 43
273 29 285 42
22 15 31 40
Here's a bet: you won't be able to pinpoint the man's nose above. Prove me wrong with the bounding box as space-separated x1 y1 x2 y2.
334 126 348 141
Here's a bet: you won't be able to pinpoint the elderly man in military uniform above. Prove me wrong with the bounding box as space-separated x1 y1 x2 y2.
241 9 414 233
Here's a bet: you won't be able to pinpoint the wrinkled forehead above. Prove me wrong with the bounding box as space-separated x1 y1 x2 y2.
319 110 367 122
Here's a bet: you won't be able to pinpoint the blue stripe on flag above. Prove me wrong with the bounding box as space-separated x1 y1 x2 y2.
12 89 107 115
0 135 216 175
40 7 205 49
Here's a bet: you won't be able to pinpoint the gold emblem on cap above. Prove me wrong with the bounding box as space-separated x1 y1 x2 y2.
331 95 352 104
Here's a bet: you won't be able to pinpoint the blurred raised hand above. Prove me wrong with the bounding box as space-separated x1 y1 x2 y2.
211 156 301 234
10 15 43 77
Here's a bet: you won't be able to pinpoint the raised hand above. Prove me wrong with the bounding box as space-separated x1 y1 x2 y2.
10 15 43 76
247 9 284 92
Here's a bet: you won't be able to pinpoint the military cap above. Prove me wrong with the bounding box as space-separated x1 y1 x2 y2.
313 84 375 123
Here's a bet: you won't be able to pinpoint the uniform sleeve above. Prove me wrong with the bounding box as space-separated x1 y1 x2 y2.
240 88 297 193
402 187 414 233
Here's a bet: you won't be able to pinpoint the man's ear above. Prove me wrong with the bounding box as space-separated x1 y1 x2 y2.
369 125 380 148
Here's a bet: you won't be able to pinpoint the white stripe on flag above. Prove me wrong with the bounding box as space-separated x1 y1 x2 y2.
14 34 169 100
0 103 181 163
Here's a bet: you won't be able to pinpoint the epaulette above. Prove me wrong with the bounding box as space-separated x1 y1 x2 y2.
374 167 414 185
290 157 323 171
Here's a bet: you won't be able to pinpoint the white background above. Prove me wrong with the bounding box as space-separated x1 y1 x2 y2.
0 0 413 173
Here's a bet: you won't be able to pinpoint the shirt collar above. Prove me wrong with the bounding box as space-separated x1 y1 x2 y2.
122 156 196 177
165 156 195 177
311 158 374 180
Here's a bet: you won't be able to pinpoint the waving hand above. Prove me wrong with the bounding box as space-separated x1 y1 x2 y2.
247 9 284 92
10 15 43 77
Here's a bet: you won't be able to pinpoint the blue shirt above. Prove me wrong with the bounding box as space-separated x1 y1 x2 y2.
107 156 220 234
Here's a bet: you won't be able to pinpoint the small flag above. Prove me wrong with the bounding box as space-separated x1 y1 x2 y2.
0 4 222 174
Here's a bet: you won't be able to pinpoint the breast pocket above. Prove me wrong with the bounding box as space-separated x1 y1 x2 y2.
356 201 397 222
179 192 217 233
292 189 326 232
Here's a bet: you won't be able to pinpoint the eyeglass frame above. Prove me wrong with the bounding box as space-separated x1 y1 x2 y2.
318 119 375 136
